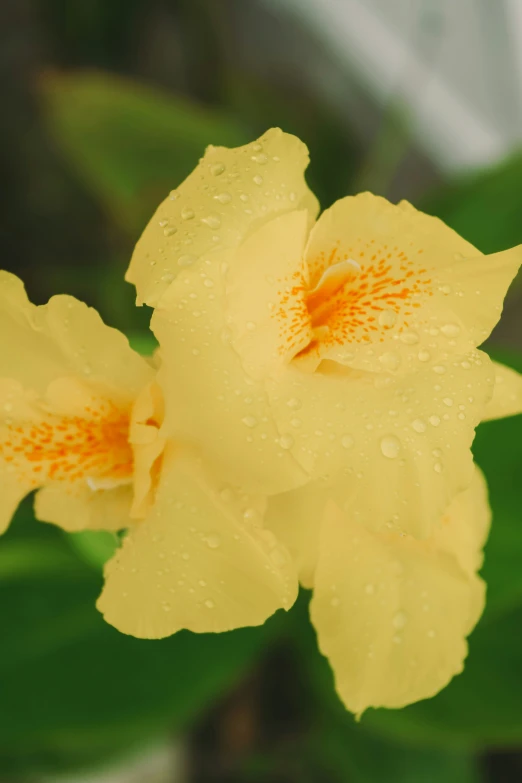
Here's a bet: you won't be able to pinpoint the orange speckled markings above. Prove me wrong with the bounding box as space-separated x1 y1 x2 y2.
275 240 433 359
0 401 133 489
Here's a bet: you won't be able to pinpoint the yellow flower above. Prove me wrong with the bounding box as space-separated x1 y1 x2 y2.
129 128 522 541
268 466 490 713
0 272 297 638
125 127 522 709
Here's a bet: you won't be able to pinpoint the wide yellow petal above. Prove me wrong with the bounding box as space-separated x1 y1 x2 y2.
266 351 493 538
226 210 312 377
0 271 152 403
97 446 298 638
34 483 133 532
310 470 488 714
126 128 319 307
482 361 522 421
301 195 521 374
151 253 309 495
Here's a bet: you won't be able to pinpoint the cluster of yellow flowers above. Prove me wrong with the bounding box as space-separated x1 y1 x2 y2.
2 129 522 715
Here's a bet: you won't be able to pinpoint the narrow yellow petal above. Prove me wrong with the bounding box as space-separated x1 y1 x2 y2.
310 469 488 713
226 210 312 377
126 128 318 307
97 446 298 638
483 361 522 421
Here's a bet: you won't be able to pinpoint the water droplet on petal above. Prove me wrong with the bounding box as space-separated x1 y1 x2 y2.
253 175 263 185
418 350 431 362
380 435 401 459
286 398 302 410
205 534 221 549
330 596 341 607
412 418 426 433
204 599 215 609
441 323 460 337
242 416 258 428
279 434 294 449
162 602 172 612
210 163 225 176
429 415 441 426
378 309 398 328
181 207 195 220
392 611 408 629
400 330 419 345
379 351 401 370
201 213 221 229
163 226 177 237
341 435 354 449
214 191 232 204
178 254 196 267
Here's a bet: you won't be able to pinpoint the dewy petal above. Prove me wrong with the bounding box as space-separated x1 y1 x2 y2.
126 128 319 307
0 272 152 533
0 271 152 402
265 479 331 589
301 194 522 374
34 484 133 532
266 350 494 538
226 210 312 378
310 469 488 714
97 446 298 639
482 361 522 421
152 252 309 495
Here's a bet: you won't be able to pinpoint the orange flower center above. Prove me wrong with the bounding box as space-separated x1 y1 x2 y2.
1 400 133 489
280 243 433 362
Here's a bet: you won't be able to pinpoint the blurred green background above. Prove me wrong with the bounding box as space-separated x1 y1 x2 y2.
2 1 522 781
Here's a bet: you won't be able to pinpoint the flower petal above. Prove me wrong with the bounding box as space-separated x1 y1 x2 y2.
97 446 298 638
266 351 493 538
226 210 312 377
310 470 488 714
152 253 309 495
126 128 318 307
266 478 330 589
0 271 152 402
482 361 522 421
34 483 133 532
301 195 521 373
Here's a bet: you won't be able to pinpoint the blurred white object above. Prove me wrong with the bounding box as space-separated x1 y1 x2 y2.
44 743 184 783
261 0 522 171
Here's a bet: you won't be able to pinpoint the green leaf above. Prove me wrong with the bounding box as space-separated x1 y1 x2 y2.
0 506 280 777
67 530 119 569
422 152 522 254
41 71 248 235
